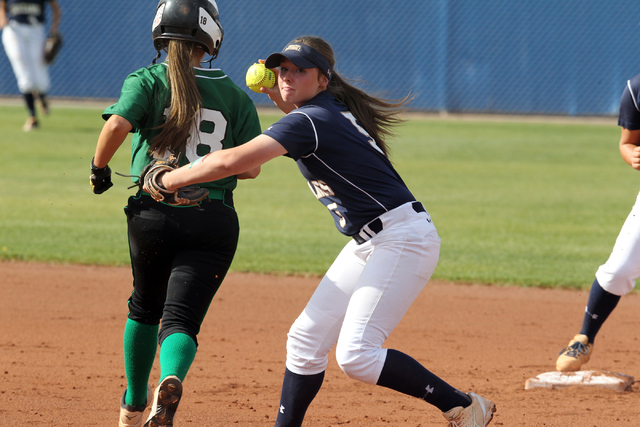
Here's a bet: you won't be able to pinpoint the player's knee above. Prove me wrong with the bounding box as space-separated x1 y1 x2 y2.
285 329 329 374
596 269 637 296
335 343 383 384
158 324 198 347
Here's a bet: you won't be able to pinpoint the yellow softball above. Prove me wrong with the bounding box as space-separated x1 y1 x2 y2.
245 63 276 93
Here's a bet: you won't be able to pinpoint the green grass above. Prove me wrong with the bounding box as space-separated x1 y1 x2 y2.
396 120 630 287
0 105 631 288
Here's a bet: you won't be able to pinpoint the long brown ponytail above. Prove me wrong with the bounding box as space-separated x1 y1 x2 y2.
150 40 202 156
292 36 412 157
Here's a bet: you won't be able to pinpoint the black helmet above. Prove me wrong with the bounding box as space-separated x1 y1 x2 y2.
152 0 224 59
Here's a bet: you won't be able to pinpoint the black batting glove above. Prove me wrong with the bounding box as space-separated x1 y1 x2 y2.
90 157 113 194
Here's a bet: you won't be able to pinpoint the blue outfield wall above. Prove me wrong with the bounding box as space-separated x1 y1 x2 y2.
1 0 639 116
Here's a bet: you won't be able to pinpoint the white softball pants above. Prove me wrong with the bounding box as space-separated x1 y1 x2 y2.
285 201 440 384
2 21 49 94
595 190 640 296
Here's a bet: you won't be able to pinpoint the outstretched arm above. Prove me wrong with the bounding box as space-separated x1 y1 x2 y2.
161 134 287 190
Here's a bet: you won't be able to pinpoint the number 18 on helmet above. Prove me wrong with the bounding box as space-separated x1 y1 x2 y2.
152 0 224 59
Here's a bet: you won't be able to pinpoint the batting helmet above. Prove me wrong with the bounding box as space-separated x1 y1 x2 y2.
152 0 224 59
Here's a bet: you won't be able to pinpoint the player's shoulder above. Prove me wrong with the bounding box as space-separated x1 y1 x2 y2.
623 73 640 111
618 73 640 128
125 63 165 81
194 66 228 80
120 64 167 92
195 67 248 95
297 91 342 117
306 91 340 107
627 73 640 92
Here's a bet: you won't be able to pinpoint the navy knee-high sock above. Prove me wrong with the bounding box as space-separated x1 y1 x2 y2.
38 92 48 111
23 92 36 117
376 349 471 412
579 278 621 344
274 368 324 427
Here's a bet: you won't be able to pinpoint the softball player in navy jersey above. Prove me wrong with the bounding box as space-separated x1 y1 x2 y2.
0 0 60 131
90 1 261 426
556 73 640 372
156 35 496 427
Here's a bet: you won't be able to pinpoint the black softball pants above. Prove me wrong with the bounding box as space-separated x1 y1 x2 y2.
124 193 239 346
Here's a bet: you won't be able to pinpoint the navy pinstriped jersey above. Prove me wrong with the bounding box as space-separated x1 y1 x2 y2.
5 0 49 25
263 91 416 236
619 73 640 130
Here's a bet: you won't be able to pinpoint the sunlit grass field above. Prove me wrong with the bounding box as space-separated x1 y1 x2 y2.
0 103 632 288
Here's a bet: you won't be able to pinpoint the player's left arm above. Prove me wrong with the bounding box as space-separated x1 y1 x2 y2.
49 0 61 34
619 128 640 171
162 134 286 190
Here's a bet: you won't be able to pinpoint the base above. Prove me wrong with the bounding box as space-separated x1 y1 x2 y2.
525 370 634 392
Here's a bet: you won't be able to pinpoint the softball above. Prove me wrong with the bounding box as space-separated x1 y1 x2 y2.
245 63 276 93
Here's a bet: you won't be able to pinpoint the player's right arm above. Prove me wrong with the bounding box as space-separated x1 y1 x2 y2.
161 134 287 190
93 115 133 168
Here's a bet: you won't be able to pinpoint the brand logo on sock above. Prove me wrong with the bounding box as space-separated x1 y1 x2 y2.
585 307 598 319
279 405 285 414
421 384 435 400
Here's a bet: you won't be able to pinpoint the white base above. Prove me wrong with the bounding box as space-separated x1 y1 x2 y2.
525 370 634 392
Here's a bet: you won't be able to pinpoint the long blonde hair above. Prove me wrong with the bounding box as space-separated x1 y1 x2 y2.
150 40 202 156
292 36 412 157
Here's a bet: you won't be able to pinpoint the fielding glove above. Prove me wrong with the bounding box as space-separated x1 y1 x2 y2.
140 152 208 206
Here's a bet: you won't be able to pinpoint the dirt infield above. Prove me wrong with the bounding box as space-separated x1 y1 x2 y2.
1 261 638 426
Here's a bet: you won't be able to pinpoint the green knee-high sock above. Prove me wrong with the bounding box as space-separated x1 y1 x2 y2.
123 319 159 406
159 333 197 382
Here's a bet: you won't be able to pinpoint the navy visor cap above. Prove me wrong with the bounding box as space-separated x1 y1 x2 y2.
265 43 333 81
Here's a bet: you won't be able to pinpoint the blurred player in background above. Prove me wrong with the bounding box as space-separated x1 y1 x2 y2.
556 73 640 372
90 0 261 426
0 0 60 131
152 35 496 427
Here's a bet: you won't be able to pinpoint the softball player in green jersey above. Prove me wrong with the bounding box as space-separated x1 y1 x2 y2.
89 1 261 426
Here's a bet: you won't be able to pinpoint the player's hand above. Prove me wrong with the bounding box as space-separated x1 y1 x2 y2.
631 146 640 170
90 157 113 194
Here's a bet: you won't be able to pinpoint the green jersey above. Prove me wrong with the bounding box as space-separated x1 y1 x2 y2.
104 63 262 192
